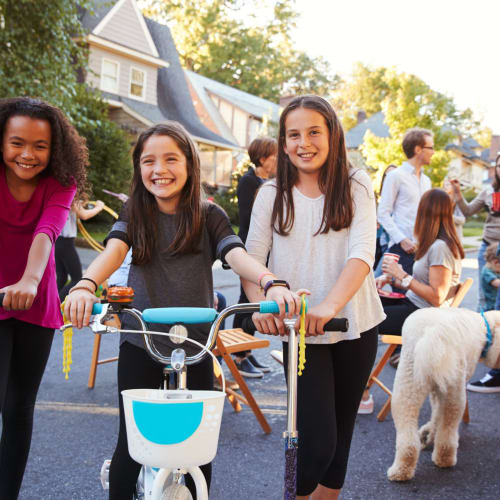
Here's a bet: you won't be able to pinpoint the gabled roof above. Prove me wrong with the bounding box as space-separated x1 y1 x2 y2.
79 0 115 33
186 71 280 123
345 112 390 149
93 0 159 57
80 1 236 148
144 18 237 148
445 141 490 164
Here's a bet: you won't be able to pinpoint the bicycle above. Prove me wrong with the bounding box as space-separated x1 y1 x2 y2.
1 291 347 499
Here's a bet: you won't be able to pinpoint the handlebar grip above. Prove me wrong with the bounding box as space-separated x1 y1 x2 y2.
92 303 104 315
324 318 349 332
142 307 217 324
245 315 348 333
259 301 308 314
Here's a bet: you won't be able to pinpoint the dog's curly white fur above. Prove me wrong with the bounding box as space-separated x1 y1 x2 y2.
387 308 500 482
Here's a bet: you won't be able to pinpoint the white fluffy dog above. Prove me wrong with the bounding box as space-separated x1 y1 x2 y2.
387 308 500 482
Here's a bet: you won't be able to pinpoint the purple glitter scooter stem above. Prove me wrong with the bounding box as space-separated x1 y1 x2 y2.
283 319 299 499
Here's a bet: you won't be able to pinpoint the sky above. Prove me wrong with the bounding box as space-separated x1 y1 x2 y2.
293 0 500 133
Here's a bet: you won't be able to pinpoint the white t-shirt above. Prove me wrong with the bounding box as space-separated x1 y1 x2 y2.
246 169 386 344
60 210 77 238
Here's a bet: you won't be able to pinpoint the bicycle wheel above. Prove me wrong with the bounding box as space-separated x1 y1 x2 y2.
161 483 193 500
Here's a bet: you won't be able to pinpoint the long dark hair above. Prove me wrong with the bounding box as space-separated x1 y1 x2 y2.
493 153 500 192
414 188 464 260
272 95 354 235
128 122 203 265
0 97 88 196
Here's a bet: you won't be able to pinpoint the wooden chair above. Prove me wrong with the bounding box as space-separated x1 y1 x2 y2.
213 328 272 434
87 314 119 389
367 278 473 422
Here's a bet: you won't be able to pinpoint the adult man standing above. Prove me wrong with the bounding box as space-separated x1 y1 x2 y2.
377 128 434 278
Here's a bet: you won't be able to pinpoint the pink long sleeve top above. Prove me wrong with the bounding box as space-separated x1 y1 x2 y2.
0 165 76 328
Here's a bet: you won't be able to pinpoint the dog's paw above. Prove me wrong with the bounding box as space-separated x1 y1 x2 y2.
387 464 415 482
419 424 434 449
433 446 457 468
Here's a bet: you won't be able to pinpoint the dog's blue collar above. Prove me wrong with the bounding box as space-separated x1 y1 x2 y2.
480 310 493 358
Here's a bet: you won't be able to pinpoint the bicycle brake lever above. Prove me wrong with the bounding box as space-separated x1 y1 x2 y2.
90 303 117 334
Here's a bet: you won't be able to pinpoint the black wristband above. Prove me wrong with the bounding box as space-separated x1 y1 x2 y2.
263 279 290 297
80 277 98 292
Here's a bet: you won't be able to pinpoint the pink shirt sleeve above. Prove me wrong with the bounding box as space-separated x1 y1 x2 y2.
34 182 76 243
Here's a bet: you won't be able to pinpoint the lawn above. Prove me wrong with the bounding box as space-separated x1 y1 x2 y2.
463 226 483 237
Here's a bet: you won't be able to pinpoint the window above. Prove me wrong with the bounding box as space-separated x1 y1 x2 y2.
101 59 119 93
129 67 146 100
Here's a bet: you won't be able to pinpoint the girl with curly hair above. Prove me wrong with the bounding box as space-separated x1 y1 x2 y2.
0 97 88 498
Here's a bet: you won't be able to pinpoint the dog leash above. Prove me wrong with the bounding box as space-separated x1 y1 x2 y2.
480 310 493 358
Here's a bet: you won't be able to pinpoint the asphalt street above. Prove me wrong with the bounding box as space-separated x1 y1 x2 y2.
9 248 500 499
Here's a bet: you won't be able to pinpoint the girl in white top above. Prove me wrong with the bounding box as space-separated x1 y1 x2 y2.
242 95 385 500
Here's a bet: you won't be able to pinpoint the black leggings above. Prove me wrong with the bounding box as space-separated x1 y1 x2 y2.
283 327 378 495
109 342 214 500
55 236 82 301
0 319 54 500
378 297 419 335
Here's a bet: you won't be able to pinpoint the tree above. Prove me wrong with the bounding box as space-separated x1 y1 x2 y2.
141 0 336 101
0 0 132 205
333 64 487 188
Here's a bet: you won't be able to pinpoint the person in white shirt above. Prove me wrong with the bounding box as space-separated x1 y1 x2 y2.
375 128 434 284
243 95 385 500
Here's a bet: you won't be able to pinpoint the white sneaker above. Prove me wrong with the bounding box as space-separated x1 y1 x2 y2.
270 350 283 365
358 394 374 414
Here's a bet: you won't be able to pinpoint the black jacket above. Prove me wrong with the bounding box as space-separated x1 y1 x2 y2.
236 168 264 243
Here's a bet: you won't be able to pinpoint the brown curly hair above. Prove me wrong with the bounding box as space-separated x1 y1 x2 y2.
0 97 88 196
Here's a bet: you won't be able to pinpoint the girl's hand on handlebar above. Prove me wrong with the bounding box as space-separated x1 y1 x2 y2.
251 312 286 336
265 286 303 319
64 289 99 329
0 278 38 310
301 302 338 337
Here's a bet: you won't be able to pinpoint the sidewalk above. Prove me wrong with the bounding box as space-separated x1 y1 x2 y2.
462 235 482 253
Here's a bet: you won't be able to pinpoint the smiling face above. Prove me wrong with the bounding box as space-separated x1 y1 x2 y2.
283 107 330 179
139 134 189 213
2 115 51 186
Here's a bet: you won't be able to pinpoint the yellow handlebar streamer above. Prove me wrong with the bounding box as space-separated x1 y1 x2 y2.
298 294 307 376
61 302 73 380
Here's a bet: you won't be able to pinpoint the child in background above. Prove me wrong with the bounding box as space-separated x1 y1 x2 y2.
64 121 300 499
0 97 87 498
480 244 500 311
55 197 105 300
467 243 500 393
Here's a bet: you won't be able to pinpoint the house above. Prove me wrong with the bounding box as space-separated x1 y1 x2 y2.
445 137 491 189
79 0 240 187
186 70 281 149
345 111 389 170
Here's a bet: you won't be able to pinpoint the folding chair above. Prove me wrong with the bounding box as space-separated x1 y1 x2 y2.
367 278 473 422
213 328 272 434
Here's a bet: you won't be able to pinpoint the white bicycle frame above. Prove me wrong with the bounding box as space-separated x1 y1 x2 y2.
63 301 271 500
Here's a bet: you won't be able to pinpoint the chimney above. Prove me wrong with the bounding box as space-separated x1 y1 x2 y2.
357 110 367 124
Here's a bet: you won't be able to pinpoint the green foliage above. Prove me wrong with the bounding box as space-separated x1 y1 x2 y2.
0 0 132 204
73 87 133 212
338 64 485 188
142 0 336 101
